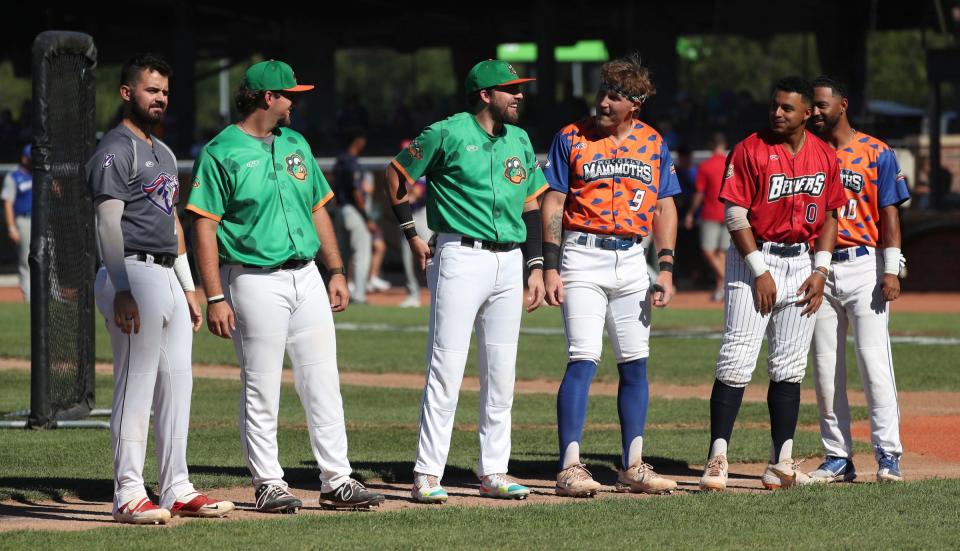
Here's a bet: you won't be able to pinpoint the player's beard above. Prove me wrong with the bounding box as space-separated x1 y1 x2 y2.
811 111 839 135
130 99 165 128
492 95 521 125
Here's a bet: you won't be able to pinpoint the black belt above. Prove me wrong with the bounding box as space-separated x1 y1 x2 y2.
460 237 519 252
241 258 312 270
758 241 809 258
127 251 176 268
832 245 869 262
576 233 641 251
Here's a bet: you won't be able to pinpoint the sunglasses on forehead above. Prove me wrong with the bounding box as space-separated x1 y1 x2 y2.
599 82 646 104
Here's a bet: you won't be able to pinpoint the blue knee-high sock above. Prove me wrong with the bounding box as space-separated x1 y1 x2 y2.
617 358 649 469
557 360 597 469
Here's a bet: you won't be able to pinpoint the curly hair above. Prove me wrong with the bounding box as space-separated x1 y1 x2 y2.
600 53 656 108
234 81 267 118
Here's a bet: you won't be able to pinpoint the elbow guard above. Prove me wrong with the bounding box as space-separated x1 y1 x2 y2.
521 209 543 270
724 202 751 232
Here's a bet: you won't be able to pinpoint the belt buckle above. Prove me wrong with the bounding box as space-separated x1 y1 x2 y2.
599 238 617 251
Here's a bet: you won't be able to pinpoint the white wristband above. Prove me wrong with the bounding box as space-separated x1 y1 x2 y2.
814 251 832 271
173 253 196 292
744 250 769 278
883 247 902 276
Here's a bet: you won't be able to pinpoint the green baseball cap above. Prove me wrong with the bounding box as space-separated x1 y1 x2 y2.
464 60 535 94
243 60 314 92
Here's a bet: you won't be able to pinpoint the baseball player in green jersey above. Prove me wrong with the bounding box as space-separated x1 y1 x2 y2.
385 59 548 503
187 60 384 513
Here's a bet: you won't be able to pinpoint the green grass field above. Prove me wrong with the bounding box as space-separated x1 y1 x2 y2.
0 303 957 547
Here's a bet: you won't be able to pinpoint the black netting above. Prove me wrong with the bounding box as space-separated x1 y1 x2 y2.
29 32 97 428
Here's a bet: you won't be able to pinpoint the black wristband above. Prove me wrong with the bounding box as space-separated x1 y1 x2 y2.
207 296 226 305
390 202 419 240
657 248 675 259
521 209 543 269
543 242 561 271
659 261 674 273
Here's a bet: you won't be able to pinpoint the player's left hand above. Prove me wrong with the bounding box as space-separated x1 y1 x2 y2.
796 270 826 316
328 274 349 312
881 274 901 302
526 269 545 312
184 291 203 332
651 272 673 307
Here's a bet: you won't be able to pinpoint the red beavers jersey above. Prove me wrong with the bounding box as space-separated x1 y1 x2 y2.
834 132 910 248
720 129 845 244
543 118 681 237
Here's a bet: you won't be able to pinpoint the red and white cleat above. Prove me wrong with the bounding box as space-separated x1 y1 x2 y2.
170 493 236 518
114 497 171 525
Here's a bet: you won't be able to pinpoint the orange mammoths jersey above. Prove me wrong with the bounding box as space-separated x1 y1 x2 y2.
543 118 681 236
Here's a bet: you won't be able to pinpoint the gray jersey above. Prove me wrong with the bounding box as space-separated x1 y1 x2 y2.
86 124 179 255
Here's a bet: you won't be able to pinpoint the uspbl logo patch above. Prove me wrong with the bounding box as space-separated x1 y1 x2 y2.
285 153 308 181
504 156 527 184
142 172 179 215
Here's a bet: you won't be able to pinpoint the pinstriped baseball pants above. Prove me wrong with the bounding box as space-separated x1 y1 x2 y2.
715 244 816 387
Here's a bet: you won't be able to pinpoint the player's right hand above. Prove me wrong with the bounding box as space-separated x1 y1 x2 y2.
113 290 140 335
544 269 565 306
207 300 236 339
409 236 432 271
753 272 777 315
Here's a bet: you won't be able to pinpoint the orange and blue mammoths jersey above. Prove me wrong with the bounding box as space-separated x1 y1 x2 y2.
543 118 681 236
834 132 910 248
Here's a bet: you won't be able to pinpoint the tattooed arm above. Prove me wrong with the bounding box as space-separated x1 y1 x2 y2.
541 190 566 306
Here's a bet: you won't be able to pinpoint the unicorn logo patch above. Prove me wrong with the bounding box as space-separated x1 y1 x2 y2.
142 172 179 215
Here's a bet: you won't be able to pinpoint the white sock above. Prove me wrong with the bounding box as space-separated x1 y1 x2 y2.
561 442 581 470
626 436 644 468
710 438 728 459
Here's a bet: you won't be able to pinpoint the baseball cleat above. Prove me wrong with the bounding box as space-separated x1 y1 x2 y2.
255 484 302 514
615 462 677 494
876 448 903 482
802 456 857 485
761 458 810 490
699 454 729 492
412 473 449 504
479 473 530 500
170 493 235 518
319 478 385 510
556 463 602 497
114 497 171 525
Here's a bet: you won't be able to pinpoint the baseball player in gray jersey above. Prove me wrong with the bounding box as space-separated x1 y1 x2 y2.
86 54 233 524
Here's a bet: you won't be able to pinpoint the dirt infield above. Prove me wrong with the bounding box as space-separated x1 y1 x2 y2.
3 449 958 533
2 356 960 532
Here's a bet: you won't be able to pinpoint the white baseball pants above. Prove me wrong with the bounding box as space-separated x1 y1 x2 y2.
95 258 196 510
222 262 352 493
560 232 652 364
415 233 523 478
715 243 817 387
812 246 902 458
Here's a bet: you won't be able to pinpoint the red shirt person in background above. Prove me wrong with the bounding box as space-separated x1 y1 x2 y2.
684 133 730 301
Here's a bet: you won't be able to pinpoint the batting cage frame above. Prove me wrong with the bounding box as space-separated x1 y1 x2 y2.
21 31 102 429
